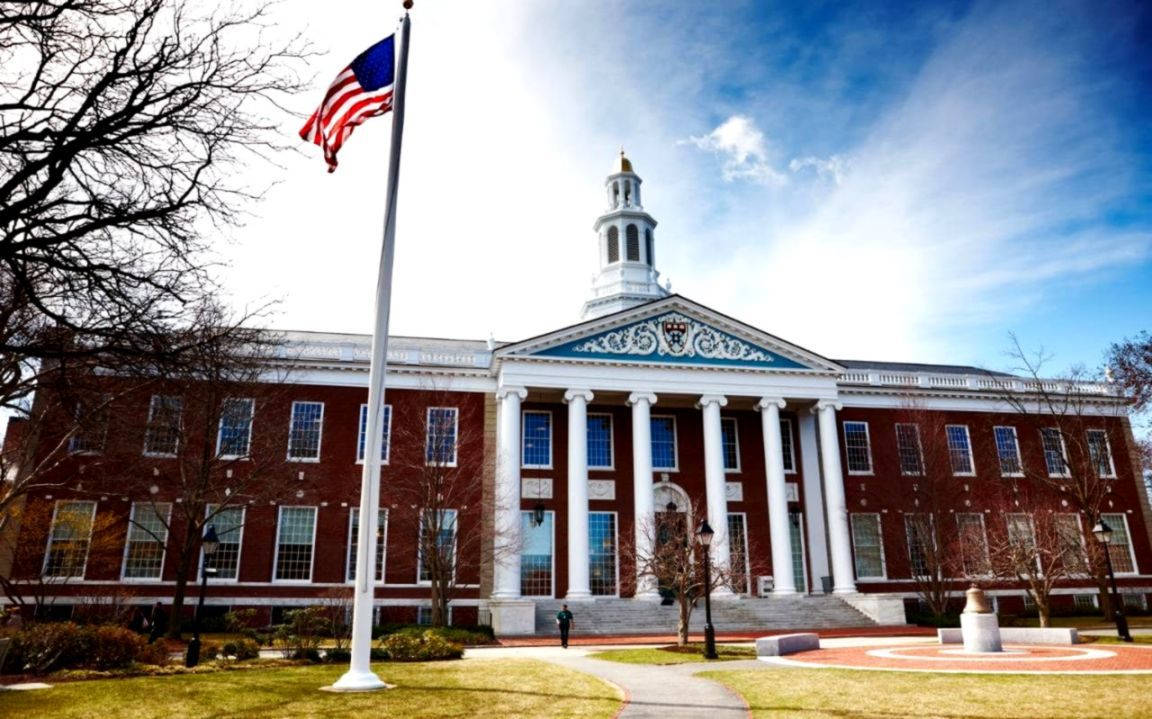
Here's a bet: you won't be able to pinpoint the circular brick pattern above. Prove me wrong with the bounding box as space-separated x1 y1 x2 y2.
763 644 1152 674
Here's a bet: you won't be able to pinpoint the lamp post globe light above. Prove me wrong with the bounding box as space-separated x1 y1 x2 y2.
696 519 719 660
186 525 220 668
1091 520 1133 643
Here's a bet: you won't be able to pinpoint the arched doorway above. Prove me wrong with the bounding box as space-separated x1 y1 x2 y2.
652 482 691 604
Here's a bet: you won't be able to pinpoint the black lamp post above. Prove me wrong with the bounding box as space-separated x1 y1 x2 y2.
696 519 719 660
185 525 220 667
1092 520 1133 643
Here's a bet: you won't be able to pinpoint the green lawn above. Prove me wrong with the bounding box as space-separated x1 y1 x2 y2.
1016 615 1152 629
1085 634 1152 645
591 643 756 665
704 667 1152 719
0 659 622 719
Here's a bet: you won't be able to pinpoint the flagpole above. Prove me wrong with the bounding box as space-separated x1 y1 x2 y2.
328 3 412 693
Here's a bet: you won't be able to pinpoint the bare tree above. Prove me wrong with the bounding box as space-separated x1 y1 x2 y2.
621 499 748 646
1109 331 1152 413
988 334 1131 617
388 389 495 627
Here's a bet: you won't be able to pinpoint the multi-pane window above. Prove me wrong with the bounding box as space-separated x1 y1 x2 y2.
587 414 613 469
274 506 317 581
946 425 975 475
347 508 387 582
1053 513 1088 575
357 404 392 463
727 513 749 594
42 501 96 578
780 419 796 473
419 509 457 583
1041 428 1069 477
206 505 244 580
955 513 990 575
850 513 885 579
521 411 552 468
650 416 677 470
788 512 806 591
144 395 182 456
1074 593 1098 612
894 424 923 476
217 398 254 458
994 426 1023 476
1006 513 1037 557
69 397 108 454
1086 430 1116 478
721 418 740 471
589 512 618 596
904 514 934 577
1101 513 1137 574
843 421 873 474
123 503 171 580
287 401 324 461
425 407 458 466
520 510 554 597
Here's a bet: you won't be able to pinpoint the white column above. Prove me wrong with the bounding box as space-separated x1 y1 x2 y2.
757 397 795 594
797 413 828 591
698 394 733 597
491 386 527 599
815 400 856 593
628 391 660 600
565 388 594 600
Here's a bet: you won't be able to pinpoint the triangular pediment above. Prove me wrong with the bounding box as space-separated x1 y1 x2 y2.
496 296 842 373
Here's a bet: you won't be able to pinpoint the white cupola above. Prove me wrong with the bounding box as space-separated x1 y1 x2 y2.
580 150 669 320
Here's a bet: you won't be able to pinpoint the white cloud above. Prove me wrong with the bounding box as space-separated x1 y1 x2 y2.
789 154 850 185
685 115 788 186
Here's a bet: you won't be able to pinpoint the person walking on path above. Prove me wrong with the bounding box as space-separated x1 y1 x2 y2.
556 604 574 648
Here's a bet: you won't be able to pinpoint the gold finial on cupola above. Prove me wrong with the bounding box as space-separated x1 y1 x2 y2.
615 147 633 173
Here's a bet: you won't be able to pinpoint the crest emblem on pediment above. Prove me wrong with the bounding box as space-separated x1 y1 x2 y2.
570 311 776 363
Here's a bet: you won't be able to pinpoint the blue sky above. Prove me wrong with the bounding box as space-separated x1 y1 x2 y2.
219 0 1150 378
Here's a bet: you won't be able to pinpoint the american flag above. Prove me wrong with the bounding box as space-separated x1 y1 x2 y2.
300 35 396 172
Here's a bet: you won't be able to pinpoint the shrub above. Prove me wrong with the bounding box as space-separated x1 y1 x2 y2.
86 625 148 670
5 622 165 674
273 607 327 659
379 631 463 662
324 648 350 663
376 623 496 646
222 638 260 661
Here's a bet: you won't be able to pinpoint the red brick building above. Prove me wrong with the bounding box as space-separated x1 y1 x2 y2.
4 153 1150 634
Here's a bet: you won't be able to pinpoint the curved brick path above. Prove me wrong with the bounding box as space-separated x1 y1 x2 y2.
766 643 1152 674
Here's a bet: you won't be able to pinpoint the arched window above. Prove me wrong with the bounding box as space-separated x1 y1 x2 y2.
607 226 619 263
645 228 654 266
625 224 640 261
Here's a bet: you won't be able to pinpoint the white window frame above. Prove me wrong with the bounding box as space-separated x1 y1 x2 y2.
586 412 615 470
904 513 936 577
843 421 874 475
356 403 392 465
216 397 255 460
519 509 556 598
1041 428 1070 478
272 505 318 583
286 401 325 463
894 423 924 476
727 512 752 593
143 394 182 458
68 395 109 455
121 502 172 582
345 507 388 584
850 513 887 580
520 410 553 469
720 417 741 473
425 407 459 467
588 510 620 597
417 508 459 584
788 511 808 592
417 605 453 626
203 504 245 583
1101 513 1139 576
955 512 991 577
1053 512 1090 578
650 415 679 471
1086 429 1117 479
1005 513 1040 572
42 500 98 579
945 424 976 477
993 425 1024 477
780 419 797 474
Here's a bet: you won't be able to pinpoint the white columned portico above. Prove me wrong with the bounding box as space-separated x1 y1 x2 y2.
628 391 660 600
757 397 796 594
492 386 527 599
815 400 856 593
564 388 594 600
698 394 733 597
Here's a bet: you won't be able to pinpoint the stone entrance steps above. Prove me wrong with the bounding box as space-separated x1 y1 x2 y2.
533 594 876 635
